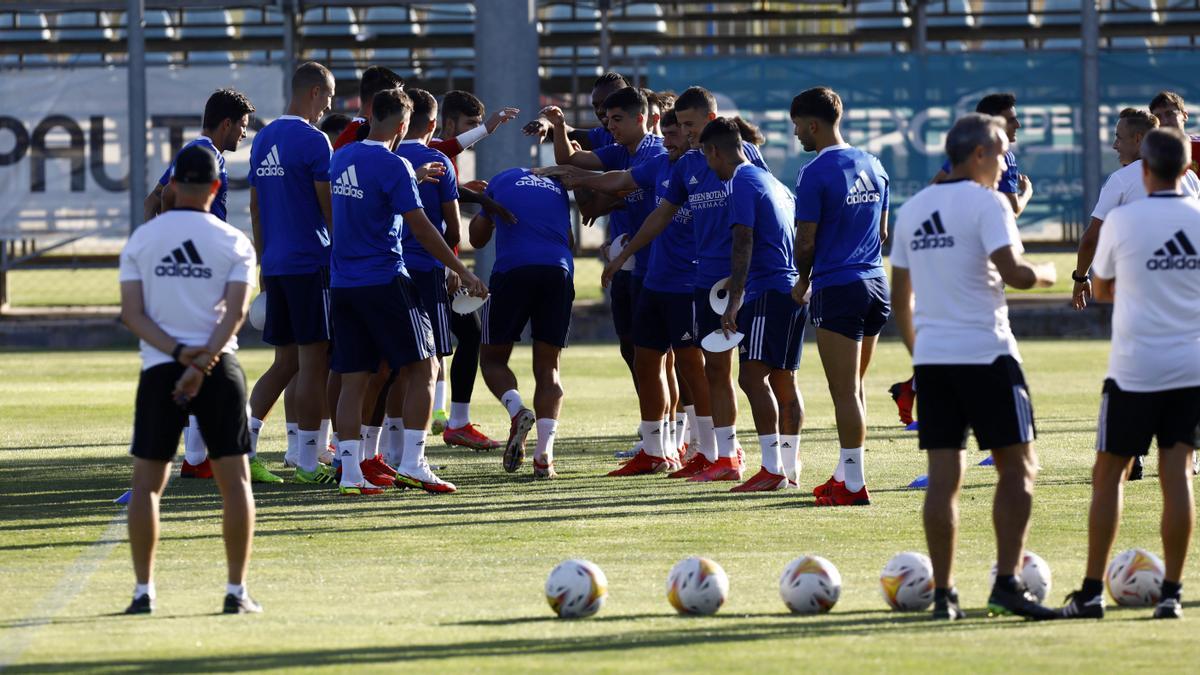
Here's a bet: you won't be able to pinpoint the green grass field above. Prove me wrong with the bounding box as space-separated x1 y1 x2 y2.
6 252 1077 308
3 339 1196 673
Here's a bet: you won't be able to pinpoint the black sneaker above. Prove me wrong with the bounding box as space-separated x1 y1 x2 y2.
503 408 535 474
124 594 154 615
932 595 965 620
1129 456 1144 481
1057 590 1105 619
987 582 1057 620
222 593 263 614
1153 597 1182 619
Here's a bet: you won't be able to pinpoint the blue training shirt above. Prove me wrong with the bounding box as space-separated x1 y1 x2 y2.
588 126 615 149
159 136 228 222
940 150 1018 194
328 140 424 288
794 144 889 291
663 141 768 289
484 169 573 275
630 152 696 294
726 163 798 300
248 115 333 276
593 134 666 276
393 140 459 273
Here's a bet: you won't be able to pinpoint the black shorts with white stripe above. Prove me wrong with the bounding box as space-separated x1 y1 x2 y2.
1097 379 1200 457
262 267 331 347
914 355 1036 451
329 275 434 374
736 289 808 371
410 267 454 357
482 265 574 348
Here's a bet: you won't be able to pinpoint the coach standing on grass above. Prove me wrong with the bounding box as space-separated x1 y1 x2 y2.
1057 128 1200 621
118 145 261 616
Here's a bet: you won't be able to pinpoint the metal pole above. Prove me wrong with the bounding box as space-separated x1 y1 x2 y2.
599 0 611 72
127 0 147 231
1081 0 1101 236
912 0 927 55
473 0 539 282
282 0 297 100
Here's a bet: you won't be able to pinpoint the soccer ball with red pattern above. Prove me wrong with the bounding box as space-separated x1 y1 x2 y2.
779 555 842 614
667 556 729 616
1106 548 1164 607
879 552 935 611
545 559 608 619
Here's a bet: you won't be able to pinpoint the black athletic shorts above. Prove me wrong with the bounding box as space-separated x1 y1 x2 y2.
482 265 574 348
632 288 696 352
810 277 891 341
737 290 808 371
410 267 453 357
1097 379 1200 456
610 269 641 338
262 267 331 347
130 354 251 461
330 275 435 373
914 355 1036 451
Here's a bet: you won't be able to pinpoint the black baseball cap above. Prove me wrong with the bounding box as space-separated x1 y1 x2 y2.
171 145 220 184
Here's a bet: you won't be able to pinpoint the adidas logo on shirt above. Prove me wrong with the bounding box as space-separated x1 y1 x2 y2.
909 211 955 250
845 169 882 205
154 239 212 278
1147 230 1200 270
688 176 699 186
333 165 365 199
256 145 284 177
681 331 692 341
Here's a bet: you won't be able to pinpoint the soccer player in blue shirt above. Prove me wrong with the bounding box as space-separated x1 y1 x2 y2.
470 170 576 480
329 88 485 495
791 87 891 506
604 86 768 484
245 62 337 486
704 118 807 493
142 88 260 481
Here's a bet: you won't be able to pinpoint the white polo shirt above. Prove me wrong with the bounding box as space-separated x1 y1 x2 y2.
1092 160 1200 221
1092 191 1200 391
891 179 1022 366
118 208 256 370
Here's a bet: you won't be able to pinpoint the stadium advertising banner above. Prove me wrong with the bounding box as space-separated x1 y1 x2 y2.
0 66 283 246
651 51 1200 240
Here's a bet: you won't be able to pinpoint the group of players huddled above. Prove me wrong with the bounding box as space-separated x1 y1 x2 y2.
123 61 1200 622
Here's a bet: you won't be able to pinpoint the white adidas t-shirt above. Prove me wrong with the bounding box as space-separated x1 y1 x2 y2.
1092 192 1200 391
1092 160 1200 221
891 179 1022 366
119 209 257 370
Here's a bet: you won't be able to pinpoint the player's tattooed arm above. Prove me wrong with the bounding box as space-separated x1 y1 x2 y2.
721 224 754 336
791 220 819 305
143 184 166 221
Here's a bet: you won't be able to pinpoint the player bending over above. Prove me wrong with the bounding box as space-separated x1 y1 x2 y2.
891 114 1057 621
471 170 576 479
705 118 807 493
119 145 262 615
1058 128 1200 620
328 88 485 495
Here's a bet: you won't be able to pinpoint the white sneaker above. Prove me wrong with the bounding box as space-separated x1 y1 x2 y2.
396 458 457 493
615 440 643 460
338 479 386 495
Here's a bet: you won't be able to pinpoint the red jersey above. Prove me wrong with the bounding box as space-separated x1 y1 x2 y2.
333 118 366 150
429 137 465 173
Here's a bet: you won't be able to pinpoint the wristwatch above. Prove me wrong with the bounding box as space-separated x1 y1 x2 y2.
1071 270 1090 283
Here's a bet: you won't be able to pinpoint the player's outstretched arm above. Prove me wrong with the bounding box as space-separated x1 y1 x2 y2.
721 224 754 336
468 211 495 250
567 169 638 196
459 185 516 225
890 266 916 356
404 208 487 297
601 200 678 287
1071 217 1103 310
990 245 1057 290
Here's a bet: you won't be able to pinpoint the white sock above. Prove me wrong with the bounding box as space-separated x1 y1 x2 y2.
501 389 525 418
675 414 688 453
338 441 364 484
448 401 471 429
666 415 676 458
781 434 800 483
362 425 382 460
184 415 208 465
833 453 846 482
685 406 700 446
226 583 247 599
317 419 331 452
535 418 558 463
640 420 664 457
247 416 263 457
841 447 865 492
382 417 402 466
284 422 300 462
401 429 427 473
434 380 446 411
759 433 782 474
297 430 320 472
696 416 717 462
715 425 737 459
134 582 155 599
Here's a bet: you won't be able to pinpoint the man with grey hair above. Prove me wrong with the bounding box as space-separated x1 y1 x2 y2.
891 113 1057 621
1058 127 1200 621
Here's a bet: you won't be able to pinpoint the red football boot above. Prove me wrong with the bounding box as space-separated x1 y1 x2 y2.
444 423 502 451
667 454 712 479
687 456 744 482
607 450 670 476
730 467 789 492
813 475 844 498
814 482 871 506
889 376 916 426
181 458 213 479
360 458 396 487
